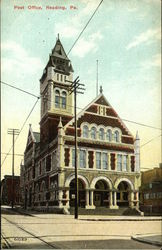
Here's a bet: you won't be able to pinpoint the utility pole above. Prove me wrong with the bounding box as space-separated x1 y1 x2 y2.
96 60 98 97
8 128 20 209
66 76 85 219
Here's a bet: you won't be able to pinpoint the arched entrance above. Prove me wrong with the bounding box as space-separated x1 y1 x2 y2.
117 181 130 207
69 179 86 208
94 180 110 207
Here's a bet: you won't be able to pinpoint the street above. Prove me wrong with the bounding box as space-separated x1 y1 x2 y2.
1 207 162 249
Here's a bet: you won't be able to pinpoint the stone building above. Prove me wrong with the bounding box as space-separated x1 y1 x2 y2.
20 37 141 212
1 175 20 206
140 165 162 215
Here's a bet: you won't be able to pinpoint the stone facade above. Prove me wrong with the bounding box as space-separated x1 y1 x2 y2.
20 37 141 212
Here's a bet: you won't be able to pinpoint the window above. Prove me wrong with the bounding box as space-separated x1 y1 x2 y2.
106 129 112 141
72 149 75 167
102 153 108 170
55 90 60 108
62 91 67 109
117 154 122 171
79 150 86 168
57 74 59 81
91 127 97 139
123 155 128 171
61 75 63 81
83 125 89 138
99 128 105 140
114 130 119 142
96 152 101 169
64 75 66 82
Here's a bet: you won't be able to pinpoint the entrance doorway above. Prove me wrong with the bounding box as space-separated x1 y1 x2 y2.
117 181 130 207
69 179 86 207
94 180 109 207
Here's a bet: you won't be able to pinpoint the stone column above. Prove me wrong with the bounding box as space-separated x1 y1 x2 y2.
88 190 95 209
129 191 134 208
66 189 70 208
136 191 139 208
109 191 113 208
58 190 63 208
110 191 119 209
85 190 90 209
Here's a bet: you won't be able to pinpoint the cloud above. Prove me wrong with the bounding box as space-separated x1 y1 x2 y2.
126 27 160 50
1 41 43 76
141 54 161 69
71 31 103 58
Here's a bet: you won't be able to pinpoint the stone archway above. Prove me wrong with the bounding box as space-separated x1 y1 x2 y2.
94 179 110 207
114 178 134 207
69 178 86 208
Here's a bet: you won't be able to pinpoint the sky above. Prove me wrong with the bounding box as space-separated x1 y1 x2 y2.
1 0 161 179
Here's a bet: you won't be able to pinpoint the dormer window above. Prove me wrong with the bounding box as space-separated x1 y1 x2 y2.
62 91 67 109
99 128 105 140
83 125 89 138
106 129 112 141
114 130 119 142
91 127 97 139
55 90 60 108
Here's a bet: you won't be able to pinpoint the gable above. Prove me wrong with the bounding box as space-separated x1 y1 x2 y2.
65 93 133 138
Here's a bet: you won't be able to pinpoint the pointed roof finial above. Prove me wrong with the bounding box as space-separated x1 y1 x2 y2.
58 116 63 128
136 130 140 140
58 33 60 40
100 85 103 94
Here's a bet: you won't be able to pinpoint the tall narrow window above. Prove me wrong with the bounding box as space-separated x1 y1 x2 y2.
57 74 59 81
106 129 112 141
72 149 75 167
83 125 89 138
117 154 122 171
99 128 105 140
62 91 67 109
102 153 108 170
123 155 128 171
55 90 60 108
79 150 86 168
64 75 66 82
91 127 97 139
61 75 63 81
96 152 101 169
114 130 119 142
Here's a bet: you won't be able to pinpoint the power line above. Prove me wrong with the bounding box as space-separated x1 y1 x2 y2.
1 153 23 157
122 118 161 131
44 96 161 131
67 0 103 55
1 81 39 99
1 98 40 167
140 134 162 148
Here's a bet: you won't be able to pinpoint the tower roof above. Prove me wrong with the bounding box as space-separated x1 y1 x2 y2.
52 37 69 60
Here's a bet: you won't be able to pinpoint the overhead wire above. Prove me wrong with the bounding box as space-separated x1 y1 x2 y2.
1 98 40 167
67 0 103 55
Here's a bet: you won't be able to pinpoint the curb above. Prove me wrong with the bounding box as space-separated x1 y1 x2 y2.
80 218 162 222
131 236 162 247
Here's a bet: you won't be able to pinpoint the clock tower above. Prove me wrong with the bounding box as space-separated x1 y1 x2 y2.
40 36 74 149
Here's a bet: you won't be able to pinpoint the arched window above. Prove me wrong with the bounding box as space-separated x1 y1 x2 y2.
99 128 105 140
114 130 119 142
91 127 97 139
106 129 112 141
61 91 67 109
55 90 60 108
83 125 89 138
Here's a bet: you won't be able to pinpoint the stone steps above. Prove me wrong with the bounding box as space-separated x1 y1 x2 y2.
70 207 128 215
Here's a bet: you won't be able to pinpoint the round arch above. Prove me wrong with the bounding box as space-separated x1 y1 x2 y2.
65 174 89 189
114 178 134 191
91 176 113 189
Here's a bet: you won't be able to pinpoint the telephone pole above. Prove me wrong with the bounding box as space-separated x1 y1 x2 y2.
66 76 85 219
8 128 20 209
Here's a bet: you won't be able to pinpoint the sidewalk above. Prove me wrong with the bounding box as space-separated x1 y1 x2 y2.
132 234 162 247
